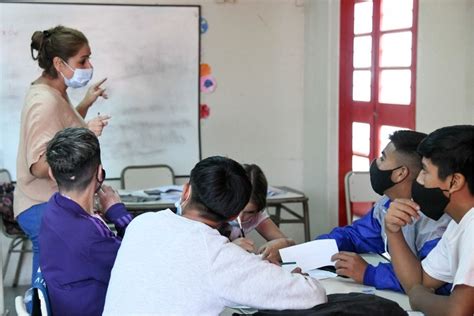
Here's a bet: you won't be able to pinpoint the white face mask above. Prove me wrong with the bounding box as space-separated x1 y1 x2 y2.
175 199 183 215
60 59 93 88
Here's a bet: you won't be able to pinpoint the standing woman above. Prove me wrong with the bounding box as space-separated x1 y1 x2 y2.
14 25 110 284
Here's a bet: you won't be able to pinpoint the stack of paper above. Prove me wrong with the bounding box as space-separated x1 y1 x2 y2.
144 185 183 195
279 239 339 273
267 186 286 196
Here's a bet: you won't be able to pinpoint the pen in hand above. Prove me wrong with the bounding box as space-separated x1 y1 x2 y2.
237 216 245 238
280 261 297 266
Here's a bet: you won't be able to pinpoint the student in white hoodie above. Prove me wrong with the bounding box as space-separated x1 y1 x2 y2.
103 156 326 315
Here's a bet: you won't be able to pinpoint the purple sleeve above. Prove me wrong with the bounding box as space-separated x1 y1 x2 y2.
104 203 132 237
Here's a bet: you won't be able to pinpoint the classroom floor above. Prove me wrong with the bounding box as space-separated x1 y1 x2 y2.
3 285 28 316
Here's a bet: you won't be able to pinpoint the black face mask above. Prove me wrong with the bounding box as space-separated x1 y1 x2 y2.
369 159 403 196
411 180 450 221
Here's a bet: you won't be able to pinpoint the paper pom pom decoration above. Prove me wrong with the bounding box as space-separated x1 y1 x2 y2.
200 63 212 77
200 104 210 119
200 17 209 34
200 75 216 93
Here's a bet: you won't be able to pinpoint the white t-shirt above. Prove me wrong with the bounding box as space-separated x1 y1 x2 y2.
103 210 326 315
422 207 474 290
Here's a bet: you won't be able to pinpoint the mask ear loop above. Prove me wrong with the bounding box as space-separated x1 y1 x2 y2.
392 165 409 185
95 168 106 194
445 174 456 199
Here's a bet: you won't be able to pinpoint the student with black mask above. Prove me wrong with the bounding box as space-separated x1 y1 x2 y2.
385 125 474 315
316 130 452 293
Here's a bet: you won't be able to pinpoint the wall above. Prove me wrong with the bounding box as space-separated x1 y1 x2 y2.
303 0 340 237
417 0 474 132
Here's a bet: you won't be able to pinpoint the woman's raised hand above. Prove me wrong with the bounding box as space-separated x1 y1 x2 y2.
83 78 108 106
87 114 111 137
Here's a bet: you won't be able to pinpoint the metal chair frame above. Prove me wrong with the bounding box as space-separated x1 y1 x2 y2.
344 171 380 223
0 168 32 287
120 164 176 190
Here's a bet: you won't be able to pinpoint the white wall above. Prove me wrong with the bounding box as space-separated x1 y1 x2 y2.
417 0 474 132
303 0 340 236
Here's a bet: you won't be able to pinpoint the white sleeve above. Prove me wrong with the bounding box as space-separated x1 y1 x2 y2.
453 226 474 287
421 234 453 284
208 239 327 310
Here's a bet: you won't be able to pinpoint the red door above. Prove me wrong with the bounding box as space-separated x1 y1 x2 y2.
339 0 418 225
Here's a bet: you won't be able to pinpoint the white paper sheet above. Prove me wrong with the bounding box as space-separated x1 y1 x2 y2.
279 239 339 272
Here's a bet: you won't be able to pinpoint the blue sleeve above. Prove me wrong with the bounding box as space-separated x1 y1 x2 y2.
105 203 133 237
418 238 452 296
316 209 385 253
363 263 404 292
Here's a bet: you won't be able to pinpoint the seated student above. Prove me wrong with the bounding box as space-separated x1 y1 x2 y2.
385 125 474 315
222 164 295 264
103 156 326 315
316 130 451 292
39 127 132 316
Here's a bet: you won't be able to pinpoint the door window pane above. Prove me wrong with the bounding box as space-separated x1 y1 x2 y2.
379 125 409 154
381 0 413 31
353 36 372 68
380 32 412 67
353 70 371 102
354 1 373 34
352 155 370 172
379 70 411 105
352 122 371 156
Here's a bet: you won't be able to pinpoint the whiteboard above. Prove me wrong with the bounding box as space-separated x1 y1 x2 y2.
0 2 201 179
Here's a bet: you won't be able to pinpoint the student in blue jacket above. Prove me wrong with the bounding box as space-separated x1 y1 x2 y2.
317 130 452 293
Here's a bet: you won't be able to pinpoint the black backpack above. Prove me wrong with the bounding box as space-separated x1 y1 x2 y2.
249 293 407 316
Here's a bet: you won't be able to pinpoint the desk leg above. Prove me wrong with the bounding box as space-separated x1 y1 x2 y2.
303 201 310 242
275 205 281 227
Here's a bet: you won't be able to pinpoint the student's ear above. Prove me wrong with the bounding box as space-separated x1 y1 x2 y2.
48 167 56 183
392 166 409 183
449 173 465 193
97 164 104 182
181 183 191 203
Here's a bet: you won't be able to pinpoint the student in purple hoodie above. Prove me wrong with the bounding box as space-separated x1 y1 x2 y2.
39 127 132 316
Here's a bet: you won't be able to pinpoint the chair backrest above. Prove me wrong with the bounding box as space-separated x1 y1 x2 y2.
0 169 12 184
120 164 176 190
15 295 29 316
23 267 52 316
344 171 380 223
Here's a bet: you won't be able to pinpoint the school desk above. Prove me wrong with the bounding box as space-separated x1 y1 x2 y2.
120 186 311 241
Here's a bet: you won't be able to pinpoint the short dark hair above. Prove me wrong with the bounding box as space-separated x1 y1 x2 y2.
418 125 474 195
243 164 268 212
31 25 88 79
389 130 427 179
46 127 101 192
188 156 252 222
